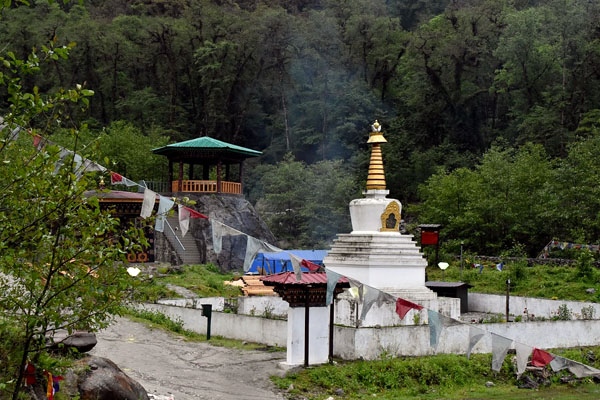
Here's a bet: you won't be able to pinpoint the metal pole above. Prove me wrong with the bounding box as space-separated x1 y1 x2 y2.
460 242 464 280
329 301 334 364
505 279 510 323
304 287 310 367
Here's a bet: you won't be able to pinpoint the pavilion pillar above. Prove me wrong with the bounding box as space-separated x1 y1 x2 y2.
216 160 222 193
203 163 209 180
239 161 244 191
189 164 194 180
178 161 184 193
168 161 173 192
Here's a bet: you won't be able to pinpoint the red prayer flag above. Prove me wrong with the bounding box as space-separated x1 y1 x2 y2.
395 298 424 319
24 363 36 386
531 348 554 367
301 259 321 272
184 206 208 219
33 134 43 148
110 172 123 184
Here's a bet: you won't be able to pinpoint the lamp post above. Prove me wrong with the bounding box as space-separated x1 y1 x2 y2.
460 241 464 280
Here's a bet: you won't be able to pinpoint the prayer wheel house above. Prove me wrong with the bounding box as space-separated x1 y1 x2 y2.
323 121 460 326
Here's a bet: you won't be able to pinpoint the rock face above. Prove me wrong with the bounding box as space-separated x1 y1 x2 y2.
156 193 275 271
70 356 149 400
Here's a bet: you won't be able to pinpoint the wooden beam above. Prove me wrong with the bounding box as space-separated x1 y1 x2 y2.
168 161 173 192
178 161 184 193
216 160 222 193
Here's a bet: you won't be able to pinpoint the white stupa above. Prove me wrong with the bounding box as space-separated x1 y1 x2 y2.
324 121 437 302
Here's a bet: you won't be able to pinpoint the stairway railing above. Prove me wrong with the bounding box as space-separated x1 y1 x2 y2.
164 219 185 260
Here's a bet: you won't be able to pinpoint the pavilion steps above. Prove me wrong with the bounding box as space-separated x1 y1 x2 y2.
166 216 202 265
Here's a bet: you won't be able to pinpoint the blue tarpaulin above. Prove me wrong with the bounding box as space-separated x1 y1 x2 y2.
247 250 328 274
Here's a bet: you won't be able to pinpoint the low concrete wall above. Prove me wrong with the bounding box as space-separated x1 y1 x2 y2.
237 296 289 318
336 320 600 360
469 292 600 319
158 297 225 311
140 303 287 347
140 302 600 360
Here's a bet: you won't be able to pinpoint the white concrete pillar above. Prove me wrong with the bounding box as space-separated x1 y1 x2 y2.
285 306 330 366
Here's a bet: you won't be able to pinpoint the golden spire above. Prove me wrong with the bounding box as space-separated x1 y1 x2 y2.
366 120 387 190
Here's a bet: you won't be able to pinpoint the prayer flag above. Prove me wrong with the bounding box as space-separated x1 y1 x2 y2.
243 236 281 272
184 206 208 219
110 171 138 187
491 333 513 371
515 342 533 376
428 310 445 349
53 376 63 394
496 262 504 271
360 286 384 320
466 326 486 359
566 360 600 378
210 220 240 254
154 196 175 233
288 252 303 281
140 188 156 219
347 277 364 302
550 356 569 372
395 298 423 320
531 348 554 367
178 204 191 237
45 371 54 400
326 269 343 305
301 259 321 272
24 363 36 386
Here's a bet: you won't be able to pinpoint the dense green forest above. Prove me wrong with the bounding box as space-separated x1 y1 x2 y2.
1 0 600 254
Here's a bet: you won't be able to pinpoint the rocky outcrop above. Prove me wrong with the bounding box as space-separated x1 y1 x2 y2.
156 194 275 271
63 356 149 400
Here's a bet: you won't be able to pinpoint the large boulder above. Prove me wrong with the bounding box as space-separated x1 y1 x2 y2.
65 356 149 400
50 331 97 354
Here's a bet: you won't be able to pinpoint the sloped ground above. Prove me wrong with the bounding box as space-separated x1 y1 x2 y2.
91 317 286 400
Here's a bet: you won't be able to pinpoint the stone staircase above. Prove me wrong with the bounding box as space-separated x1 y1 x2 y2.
164 216 201 265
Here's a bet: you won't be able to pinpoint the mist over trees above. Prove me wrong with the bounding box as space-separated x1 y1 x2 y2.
1 0 600 252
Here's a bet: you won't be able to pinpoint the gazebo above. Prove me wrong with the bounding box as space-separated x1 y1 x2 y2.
152 136 262 195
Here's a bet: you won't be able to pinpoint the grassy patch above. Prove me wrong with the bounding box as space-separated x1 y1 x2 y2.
153 263 242 298
122 307 284 352
426 261 600 302
273 350 600 399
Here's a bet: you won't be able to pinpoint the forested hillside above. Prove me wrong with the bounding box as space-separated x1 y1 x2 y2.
1 0 599 252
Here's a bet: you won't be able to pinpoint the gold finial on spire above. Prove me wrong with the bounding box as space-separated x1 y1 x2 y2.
367 120 387 144
366 120 387 190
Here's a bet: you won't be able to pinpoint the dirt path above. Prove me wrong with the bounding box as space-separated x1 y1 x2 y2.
90 317 287 400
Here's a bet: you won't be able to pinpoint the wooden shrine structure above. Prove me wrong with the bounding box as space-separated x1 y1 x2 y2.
152 136 262 195
84 190 157 263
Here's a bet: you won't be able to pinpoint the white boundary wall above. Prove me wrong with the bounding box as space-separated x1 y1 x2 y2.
469 292 600 319
141 302 600 360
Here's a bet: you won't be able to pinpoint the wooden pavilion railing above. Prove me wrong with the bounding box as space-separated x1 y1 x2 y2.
171 180 242 194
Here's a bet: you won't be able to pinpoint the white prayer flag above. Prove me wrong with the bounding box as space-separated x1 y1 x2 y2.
466 326 486 359
140 188 156 219
178 204 191 237
325 269 343 305
288 252 303 281
515 342 533 376
154 196 175 233
491 333 513 371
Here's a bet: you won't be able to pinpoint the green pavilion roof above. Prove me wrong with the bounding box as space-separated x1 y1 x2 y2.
152 136 262 158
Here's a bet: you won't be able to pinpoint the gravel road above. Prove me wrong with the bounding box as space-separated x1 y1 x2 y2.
90 317 287 400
